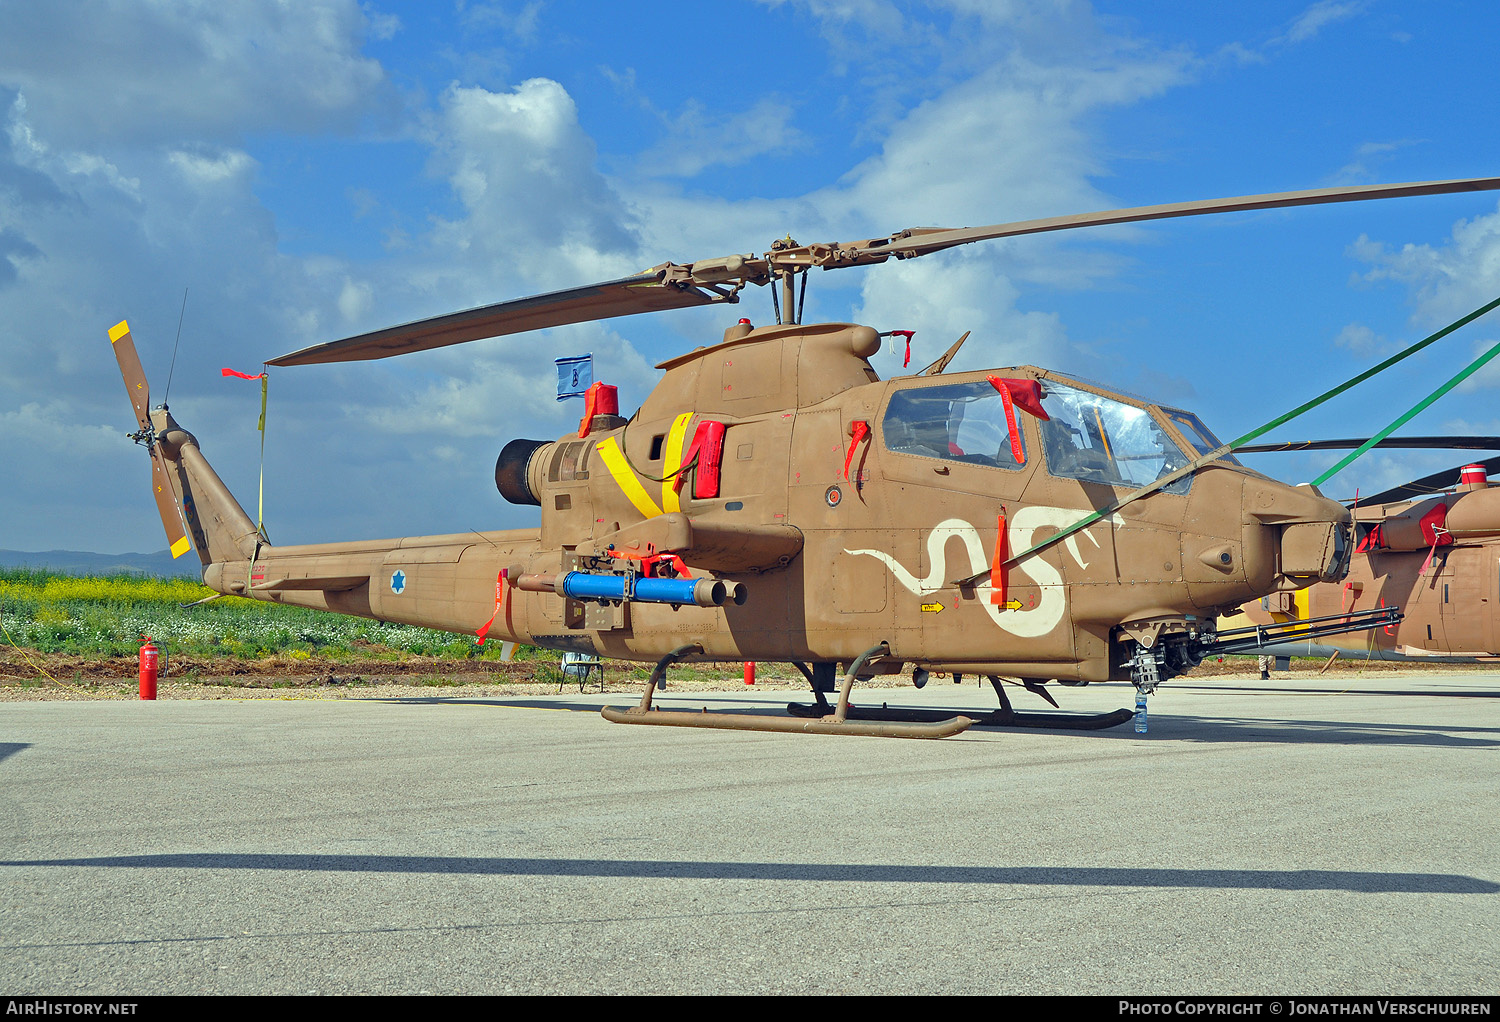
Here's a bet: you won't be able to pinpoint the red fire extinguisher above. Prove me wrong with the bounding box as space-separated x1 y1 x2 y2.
139 637 158 701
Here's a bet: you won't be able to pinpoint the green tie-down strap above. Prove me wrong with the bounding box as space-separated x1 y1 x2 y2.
1313 335 1500 486
1003 293 1500 569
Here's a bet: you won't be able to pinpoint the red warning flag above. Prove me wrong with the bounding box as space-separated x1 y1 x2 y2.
990 509 1009 606
891 330 915 368
221 367 266 380
476 569 508 645
987 377 1049 420
843 420 870 481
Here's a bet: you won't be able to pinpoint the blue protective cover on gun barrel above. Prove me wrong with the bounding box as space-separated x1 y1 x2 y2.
561 572 702 605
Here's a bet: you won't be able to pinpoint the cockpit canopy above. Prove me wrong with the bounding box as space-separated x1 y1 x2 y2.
880 372 1238 493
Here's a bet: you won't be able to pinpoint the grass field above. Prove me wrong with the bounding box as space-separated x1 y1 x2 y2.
0 567 775 694
2 568 1440 698
0 566 540 664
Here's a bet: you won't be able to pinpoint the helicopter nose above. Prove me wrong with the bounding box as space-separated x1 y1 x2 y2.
1279 516 1352 583
1249 482 1353 587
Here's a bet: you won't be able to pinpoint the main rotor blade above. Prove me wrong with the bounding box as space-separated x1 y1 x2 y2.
108 321 152 432
875 177 1500 259
1240 436 1500 453
1360 455 1500 506
268 272 733 367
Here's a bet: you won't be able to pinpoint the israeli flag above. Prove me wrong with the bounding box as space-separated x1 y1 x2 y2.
556 354 593 401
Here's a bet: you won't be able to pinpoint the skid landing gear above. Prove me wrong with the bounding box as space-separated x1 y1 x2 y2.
788 674 1134 731
977 677 1134 730
601 645 973 739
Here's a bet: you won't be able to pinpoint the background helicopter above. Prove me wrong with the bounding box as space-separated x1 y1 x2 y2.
115 177 1500 738
1230 438 1500 662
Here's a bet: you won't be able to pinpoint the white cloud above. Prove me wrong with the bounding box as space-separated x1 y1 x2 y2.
1278 1 1370 46
633 98 808 179
422 80 641 294
0 0 392 145
337 278 374 322
459 1 544 42
854 252 1070 373
167 147 255 186
364 4 401 41
359 322 659 440
1350 203 1500 331
1334 139 1422 184
1333 322 1386 357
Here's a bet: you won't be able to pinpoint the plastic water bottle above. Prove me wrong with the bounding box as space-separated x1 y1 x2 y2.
1134 690 1148 733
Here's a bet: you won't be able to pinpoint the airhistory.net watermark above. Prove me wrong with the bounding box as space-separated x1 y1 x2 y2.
5 1004 137 1016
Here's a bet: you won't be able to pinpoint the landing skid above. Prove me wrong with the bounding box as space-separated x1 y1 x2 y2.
602 645 973 739
784 702 1134 730
788 674 1133 731
602 654 1131 738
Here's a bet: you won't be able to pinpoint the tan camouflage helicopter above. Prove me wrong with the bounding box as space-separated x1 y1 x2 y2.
112 176 1500 738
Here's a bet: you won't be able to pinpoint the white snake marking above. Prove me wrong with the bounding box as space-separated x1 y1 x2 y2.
844 508 1114 638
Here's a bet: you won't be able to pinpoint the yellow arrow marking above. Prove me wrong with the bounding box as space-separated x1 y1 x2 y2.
921 602 943 613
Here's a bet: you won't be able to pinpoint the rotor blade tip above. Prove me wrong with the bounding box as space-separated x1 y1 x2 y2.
109 320 130 343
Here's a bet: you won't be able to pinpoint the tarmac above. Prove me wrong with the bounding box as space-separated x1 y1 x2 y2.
1 672 1496 995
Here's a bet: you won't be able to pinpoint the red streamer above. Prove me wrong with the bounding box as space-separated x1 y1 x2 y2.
843 420 870 481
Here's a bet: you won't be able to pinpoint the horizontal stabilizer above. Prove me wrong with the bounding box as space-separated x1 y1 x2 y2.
250 575 368 593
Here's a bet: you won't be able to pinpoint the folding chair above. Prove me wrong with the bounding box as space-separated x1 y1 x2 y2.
559 650 604 693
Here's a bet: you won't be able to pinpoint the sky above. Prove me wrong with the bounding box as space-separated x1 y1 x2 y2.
5 0 1500 556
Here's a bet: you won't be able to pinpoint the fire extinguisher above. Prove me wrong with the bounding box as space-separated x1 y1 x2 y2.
139 637 159 701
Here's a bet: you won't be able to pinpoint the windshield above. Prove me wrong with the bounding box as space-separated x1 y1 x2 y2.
882 380 1026 469
1163 409 1241 466
1039 381 1191 493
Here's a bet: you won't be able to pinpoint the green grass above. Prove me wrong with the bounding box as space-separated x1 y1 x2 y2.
0 566 546 663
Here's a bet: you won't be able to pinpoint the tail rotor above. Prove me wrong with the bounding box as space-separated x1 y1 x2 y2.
109 320 193 560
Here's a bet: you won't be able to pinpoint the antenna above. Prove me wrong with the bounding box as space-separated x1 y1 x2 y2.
161 287 188 406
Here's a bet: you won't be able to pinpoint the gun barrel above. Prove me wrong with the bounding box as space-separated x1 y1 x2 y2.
514 571 734 608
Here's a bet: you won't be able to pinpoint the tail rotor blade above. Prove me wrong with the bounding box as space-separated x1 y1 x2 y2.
109 320 153 432
149 448 193 560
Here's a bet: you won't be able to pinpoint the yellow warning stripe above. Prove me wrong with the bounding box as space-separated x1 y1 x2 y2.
661 412 694 513
109 320 130 343
595 437 662 518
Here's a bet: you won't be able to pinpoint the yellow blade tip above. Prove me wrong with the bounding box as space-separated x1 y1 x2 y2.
170 536 191 558
109 320 130 343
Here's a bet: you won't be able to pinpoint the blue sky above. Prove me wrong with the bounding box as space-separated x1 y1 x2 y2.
4 0 1500 555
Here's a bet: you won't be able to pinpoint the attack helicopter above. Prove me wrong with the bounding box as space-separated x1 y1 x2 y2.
112 176 1500 738
1230 440 1500 662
